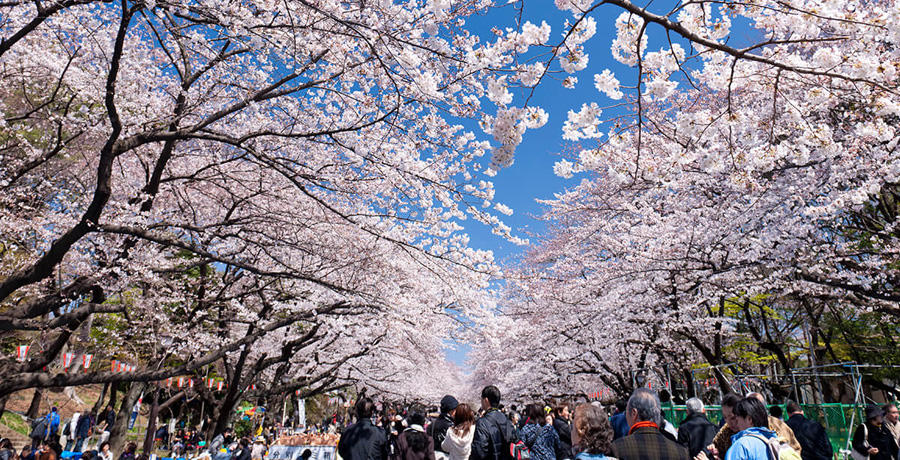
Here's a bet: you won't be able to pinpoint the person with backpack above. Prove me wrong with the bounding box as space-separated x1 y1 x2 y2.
45 409 60 443
442 404 476 460
852 405 898 460
724 398 799 460
471 386 517 460
519 404 560 460
30 415 49 451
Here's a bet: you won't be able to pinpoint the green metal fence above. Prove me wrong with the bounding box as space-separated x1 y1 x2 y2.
661 403 863 454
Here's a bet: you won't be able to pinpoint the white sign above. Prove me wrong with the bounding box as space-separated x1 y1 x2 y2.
297 399 306 427
266 445 336 460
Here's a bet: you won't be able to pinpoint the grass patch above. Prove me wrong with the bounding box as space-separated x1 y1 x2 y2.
1 411 29 436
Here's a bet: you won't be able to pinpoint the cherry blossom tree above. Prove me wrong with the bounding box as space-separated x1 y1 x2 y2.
472 0 900 399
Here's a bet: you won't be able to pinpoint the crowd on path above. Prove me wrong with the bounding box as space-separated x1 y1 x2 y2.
335 386 900 460
4 385 900 460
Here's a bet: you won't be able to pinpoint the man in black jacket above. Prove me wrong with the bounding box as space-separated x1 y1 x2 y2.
677 398 717 458
785 402 833 460
553 404 573 460
339 398 388 460
430 395 458 457
471 386 516 460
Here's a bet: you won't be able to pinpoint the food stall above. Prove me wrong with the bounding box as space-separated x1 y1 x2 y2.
266 433 340 460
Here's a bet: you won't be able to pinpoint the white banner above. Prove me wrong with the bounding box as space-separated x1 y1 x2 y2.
297 399 306 427
266 445 335 460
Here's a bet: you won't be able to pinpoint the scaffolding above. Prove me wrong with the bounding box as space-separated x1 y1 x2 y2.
680 362 900 458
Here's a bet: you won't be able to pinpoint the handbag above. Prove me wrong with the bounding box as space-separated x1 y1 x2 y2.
849 424 869 460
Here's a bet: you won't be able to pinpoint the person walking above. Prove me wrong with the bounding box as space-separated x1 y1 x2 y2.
852 405 899 460
677 398 717 459
45 409 60 444
338 398 389 460
724 398 780 460
553 404 574 460
570 403 614 460
746 393 802 454
519 404 560 460
471 386 517 460
883 404 900 451
609 401 629 441
784 402 832 460
73 413 94 453
396 413 435 460
610 388 689 460
29 416 49 451
442 404 475 460
430 396 458 459
250 437 267 460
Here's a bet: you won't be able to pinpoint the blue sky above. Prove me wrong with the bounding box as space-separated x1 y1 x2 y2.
442 2 631 370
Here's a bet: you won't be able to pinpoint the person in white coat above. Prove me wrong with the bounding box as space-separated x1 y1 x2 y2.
441 404 475 460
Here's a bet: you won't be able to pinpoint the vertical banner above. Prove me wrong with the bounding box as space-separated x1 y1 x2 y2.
111 360 119 372
297 398 306 428
166 377 173 387
17 345 30 361
63 353 76 370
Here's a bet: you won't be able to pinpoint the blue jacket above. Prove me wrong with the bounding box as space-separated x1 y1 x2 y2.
575 453 608 460
75 414 94 439
609 414 628 440
725 427 777 460
47 411 60 435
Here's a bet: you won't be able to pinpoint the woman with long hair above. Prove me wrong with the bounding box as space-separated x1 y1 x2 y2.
442 404 476 460
571 404 614 460
396 413 435 460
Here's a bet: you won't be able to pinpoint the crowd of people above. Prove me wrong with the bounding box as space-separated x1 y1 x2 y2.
335 386 899 460
4 386 899 460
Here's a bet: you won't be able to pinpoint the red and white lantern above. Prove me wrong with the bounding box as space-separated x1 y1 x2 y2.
82 354 93 369
16 345 30 362
217 381 224 391
177 377 185 388
63 353 76 370
111 360 119 372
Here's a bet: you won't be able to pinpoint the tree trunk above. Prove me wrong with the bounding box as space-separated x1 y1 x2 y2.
27 388 44 418
108 383 119 412
109 382 146 457
0 394 7 419
142 390 160 454
93 382 110 414
209 395 240 440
